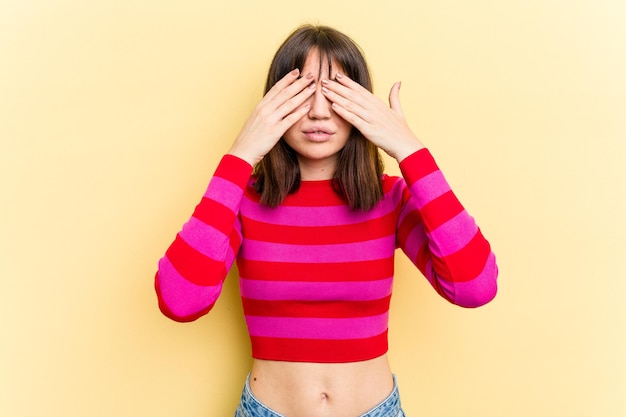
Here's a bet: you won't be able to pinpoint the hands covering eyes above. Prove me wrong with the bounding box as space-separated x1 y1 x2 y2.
228 69 423 166
320 73 423 162
228 69 316 166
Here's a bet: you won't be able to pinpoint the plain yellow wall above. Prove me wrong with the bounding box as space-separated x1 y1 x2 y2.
2 1 625 416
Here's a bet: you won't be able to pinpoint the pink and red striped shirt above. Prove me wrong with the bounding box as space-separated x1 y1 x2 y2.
155 149 497 362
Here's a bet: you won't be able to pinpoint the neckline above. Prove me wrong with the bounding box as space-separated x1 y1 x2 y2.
300 178 333 184
298 178 335 189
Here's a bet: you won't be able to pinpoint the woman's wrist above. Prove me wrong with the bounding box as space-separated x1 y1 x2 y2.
390 135 425 163
227 142 259 167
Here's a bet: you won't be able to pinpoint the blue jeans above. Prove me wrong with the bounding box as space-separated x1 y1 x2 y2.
234 374 406 417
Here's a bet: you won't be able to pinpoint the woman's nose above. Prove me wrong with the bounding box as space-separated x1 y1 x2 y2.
307 86 332 120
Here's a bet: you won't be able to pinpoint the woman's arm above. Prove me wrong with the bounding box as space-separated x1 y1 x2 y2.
156 70 316 321
155 155 252 321
322 74 497 306
396 149 498 307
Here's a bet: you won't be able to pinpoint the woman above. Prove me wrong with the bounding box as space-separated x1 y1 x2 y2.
155 24 498 417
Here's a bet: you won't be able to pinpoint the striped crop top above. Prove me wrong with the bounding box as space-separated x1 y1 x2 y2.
155 149 498 362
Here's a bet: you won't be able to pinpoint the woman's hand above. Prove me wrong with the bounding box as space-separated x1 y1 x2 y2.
228 69 316 166
321 73 424 162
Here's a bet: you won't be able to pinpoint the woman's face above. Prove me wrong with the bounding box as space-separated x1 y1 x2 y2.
282 48 352 180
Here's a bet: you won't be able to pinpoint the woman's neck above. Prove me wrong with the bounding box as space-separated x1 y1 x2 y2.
297 158 337 181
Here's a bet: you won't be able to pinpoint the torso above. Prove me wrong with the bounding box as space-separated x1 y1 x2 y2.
238 176 404 364
249 355 394 417
241 177 400 415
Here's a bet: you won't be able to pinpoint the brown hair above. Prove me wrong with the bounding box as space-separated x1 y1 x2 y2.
254 25 384 211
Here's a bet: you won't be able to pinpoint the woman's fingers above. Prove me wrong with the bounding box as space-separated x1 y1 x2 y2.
280 102 311 130
265 70 314 111
320 73 422 161
322 74 405 124
275 77 316 121
333 72 368 93
322 76 368 111
388 82 404 116
263 68 301 102
228 70 315 166
258 73 315 136
321 74 378 128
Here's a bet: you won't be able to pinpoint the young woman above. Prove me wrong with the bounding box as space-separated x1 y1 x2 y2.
155 25 498 417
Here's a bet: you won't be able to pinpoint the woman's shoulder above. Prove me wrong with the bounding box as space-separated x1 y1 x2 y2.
381 173 409 204
382 173 407 189
243 176 261 201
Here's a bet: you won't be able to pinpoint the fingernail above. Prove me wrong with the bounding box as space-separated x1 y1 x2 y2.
309 82 316 89
321 79 329 85
322 86 328 93
336 73 343 79
306 72 314 79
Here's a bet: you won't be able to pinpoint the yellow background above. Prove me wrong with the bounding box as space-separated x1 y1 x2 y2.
2 1 625 416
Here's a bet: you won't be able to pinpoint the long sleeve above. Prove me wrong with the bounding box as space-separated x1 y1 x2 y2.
155 155 253 322
397 148 498 307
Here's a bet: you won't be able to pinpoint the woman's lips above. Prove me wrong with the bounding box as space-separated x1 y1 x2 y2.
303 128 334 142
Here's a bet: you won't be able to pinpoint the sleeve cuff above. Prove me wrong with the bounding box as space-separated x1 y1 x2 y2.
214 154 254 189
398 148 440 186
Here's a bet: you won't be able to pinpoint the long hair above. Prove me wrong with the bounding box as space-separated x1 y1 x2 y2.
254 25 384 211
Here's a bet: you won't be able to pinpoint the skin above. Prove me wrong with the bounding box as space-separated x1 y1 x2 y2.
228 49 424 178
280 49 353 180
228 50 424 416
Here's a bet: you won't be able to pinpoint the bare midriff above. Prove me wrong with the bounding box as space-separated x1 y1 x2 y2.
249 354 394 417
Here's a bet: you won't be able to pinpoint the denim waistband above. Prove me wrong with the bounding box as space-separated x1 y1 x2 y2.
235 373 404 417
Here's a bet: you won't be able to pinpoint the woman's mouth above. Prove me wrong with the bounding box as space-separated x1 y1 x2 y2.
303 128 334 142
